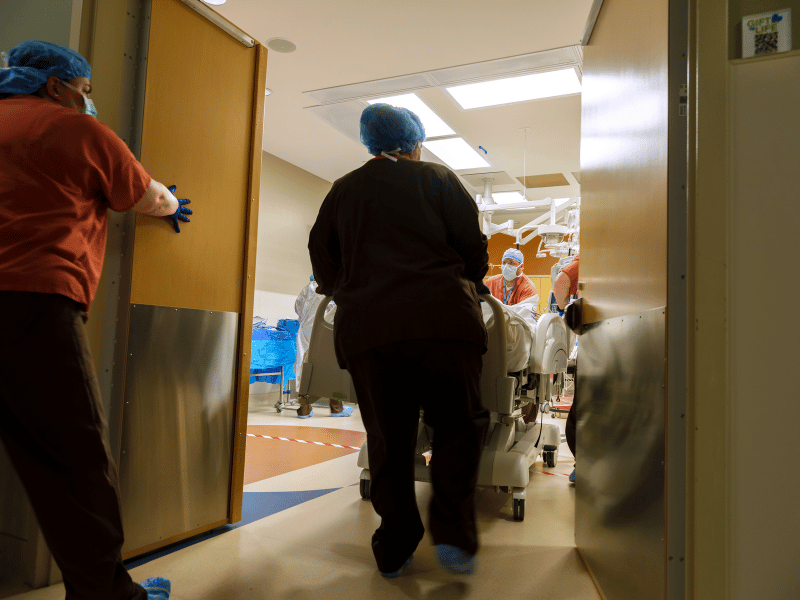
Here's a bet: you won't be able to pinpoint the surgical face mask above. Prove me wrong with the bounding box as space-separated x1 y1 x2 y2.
59 79 97 118
501 263 519 281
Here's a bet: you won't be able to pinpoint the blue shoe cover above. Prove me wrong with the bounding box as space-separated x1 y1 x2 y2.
436 544 475 575
331 406 354 417
569 468 576 483
298 410 313 419
141 577 170 599
380 554 413 578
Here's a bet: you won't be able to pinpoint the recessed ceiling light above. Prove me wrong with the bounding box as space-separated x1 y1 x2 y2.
201 0 226 5
490 192 526 204
422 138 490 171
267 38 296 53
367 93 455 138
446 68 581 110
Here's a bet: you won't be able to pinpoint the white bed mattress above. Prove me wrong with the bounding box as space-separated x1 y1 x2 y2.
327 298 540 373
480 297 538 372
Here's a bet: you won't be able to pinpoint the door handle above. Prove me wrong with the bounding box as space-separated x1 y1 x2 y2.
564 298 583 334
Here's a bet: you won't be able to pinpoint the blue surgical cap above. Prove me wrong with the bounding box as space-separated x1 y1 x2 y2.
0 41 91 96
503 248 524 264
360 103 426 155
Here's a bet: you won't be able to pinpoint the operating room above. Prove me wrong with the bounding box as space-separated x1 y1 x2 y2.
2 0 799 599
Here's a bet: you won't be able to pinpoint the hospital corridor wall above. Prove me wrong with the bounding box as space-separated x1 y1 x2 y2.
727 51 800 600
252 151 332 322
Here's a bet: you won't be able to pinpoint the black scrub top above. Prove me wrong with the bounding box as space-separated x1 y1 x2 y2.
309 157 489 367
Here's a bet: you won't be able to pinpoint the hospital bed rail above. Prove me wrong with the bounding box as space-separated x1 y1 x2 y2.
297 293 566 521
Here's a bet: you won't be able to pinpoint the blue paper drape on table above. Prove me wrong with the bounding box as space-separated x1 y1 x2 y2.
250 325 297 387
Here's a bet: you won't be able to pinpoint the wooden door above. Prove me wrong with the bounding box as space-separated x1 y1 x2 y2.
118 0 265 558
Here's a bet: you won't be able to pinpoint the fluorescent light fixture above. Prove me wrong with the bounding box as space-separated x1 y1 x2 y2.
422 138 490 171
490 192 526 204
446 68 581 109
367 94 455 138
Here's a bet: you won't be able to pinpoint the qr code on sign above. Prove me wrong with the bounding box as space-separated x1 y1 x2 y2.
755 32 779 55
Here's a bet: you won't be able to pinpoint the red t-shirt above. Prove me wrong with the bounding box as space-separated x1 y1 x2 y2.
0 96 150 310
560 254 580 296
485 273 538 305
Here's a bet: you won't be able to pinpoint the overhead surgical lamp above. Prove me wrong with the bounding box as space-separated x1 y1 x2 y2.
535 196 568 256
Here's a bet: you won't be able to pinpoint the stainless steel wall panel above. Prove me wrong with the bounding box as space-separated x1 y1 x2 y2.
119 304 238 554
575 308 666 600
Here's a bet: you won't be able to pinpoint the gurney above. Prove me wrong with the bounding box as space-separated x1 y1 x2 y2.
296 293 569 521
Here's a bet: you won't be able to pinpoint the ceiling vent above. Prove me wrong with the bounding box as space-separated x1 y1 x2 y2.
303 46 583 106
306 101 365 144
305 73 435 105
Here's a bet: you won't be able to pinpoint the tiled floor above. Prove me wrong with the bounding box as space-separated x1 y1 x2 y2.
7 393 600 600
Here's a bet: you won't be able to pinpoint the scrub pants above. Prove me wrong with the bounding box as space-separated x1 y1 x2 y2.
345 339 490 574
566 371 578 457
0 292 147 600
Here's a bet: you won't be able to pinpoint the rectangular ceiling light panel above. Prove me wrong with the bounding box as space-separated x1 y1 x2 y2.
366 94 455 138
428 47 580 86
489 192 527 204
306 73 433 104
422 138 489 171
447 68 581 110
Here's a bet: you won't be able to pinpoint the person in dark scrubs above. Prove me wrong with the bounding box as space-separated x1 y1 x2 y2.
309 103 491 577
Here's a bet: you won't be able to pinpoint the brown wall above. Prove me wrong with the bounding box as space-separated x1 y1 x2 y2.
485 233 562 278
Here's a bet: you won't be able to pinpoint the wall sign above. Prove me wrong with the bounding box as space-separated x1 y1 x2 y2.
742 9 792 58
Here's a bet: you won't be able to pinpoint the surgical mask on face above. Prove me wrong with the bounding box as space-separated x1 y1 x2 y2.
59 80 97 118
501 263 519 281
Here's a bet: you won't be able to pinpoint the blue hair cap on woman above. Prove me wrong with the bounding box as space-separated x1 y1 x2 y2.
359 103 426 156
0 40 91 96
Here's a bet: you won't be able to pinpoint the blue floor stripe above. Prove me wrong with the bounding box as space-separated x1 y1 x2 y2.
125 489 340 570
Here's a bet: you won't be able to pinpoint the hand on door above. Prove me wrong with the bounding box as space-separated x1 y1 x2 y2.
167 185 192 233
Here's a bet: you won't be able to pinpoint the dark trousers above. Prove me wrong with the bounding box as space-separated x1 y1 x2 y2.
566 371 578 458
0 292 146 600
345 340 490 574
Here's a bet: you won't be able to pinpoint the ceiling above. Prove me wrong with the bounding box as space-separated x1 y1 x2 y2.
209 0 593 209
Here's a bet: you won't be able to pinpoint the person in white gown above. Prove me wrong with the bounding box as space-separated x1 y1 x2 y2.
294 275 352 418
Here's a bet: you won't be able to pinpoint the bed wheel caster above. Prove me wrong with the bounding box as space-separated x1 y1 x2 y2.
543 444 558 468
513 498 525 521
359 478 371 500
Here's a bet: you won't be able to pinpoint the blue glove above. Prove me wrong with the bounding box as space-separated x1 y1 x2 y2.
167 185 192 233
476 282 491 295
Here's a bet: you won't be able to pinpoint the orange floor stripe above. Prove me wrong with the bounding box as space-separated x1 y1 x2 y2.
244 425 367 485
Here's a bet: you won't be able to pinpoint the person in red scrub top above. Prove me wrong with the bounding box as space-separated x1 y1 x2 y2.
0 40 194 600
